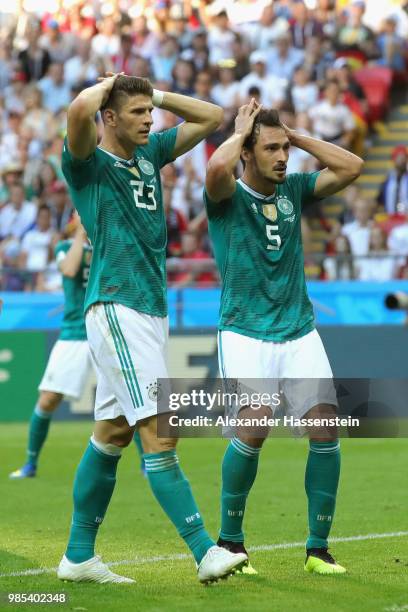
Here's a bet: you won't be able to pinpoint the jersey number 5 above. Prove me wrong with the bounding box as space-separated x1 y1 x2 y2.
266 225 281 251
131 180 157 211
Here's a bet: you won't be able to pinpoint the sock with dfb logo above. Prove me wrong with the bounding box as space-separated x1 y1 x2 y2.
305 440 341 550
144 450 214 564
66 439 121 563
220 438 261 543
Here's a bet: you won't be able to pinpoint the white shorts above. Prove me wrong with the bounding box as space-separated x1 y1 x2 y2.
85 302 169 426
218 329 338 420
39 340 92 400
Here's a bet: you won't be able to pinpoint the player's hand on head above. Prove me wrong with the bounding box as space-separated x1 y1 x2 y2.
234 98 262 138
97 72 125 102
281 122 295 143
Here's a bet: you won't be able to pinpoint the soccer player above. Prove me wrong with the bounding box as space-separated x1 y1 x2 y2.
204 102 363 575
57 73 247 584
9 220 93 479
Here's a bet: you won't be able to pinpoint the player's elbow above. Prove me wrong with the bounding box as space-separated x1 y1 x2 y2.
59 264 76 278
207 105 224 130
349 156 364 180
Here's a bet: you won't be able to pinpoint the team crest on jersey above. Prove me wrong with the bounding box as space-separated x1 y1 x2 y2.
277 196 294 215
262 203 277 221
138 159 155 175
146 381 162 401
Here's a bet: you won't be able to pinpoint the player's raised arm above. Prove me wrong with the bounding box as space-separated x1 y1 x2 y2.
205 99 262 203
58 223 88 278
284 128 364 198
156 90 223 159
67 73 122 160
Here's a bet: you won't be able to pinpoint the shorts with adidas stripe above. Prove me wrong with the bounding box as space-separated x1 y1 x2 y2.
86 302 169 426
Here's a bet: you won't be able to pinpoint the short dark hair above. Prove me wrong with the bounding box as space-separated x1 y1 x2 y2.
100 75 153 113
37 204 51 216
243 108 284 150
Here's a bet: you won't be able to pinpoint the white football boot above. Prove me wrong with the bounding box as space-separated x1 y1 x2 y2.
197 545 247 584
57 555 135 584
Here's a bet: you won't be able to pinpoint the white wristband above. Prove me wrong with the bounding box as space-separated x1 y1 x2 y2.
152 89 164 107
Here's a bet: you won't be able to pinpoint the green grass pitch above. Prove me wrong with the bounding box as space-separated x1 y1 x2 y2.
1 423 407 612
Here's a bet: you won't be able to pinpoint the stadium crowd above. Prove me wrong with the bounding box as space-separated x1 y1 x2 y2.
0 0 408 290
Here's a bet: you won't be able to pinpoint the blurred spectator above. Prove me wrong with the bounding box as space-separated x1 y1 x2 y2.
162 164 187 257
39 19 77 64
207 9 236 66
47 181 73 232
290 1 323 49
240 2 289 50
3 72 26 114
388 214 408 258
152 36 180 83
239 51 287 108
64 39 102 87
377 146 408 215
377 16 406 71
110 32 139 75
189 29 210 72
172 58 195 96
21 86 57 142
339 184 363 224
323 234 355 280
131 15 159 60
211 61 240 109
286 113 314 174
170 231 217 288
303 36 335 84
18 23 51 82
334 58 368 117
309 80 355 149
91 15 120 57
335 1 378 60
0 183 37 241
342 198 375 256
230 33 251 80
19 206 55 287
290 67 319 114
194 70 214 102
357 226 397 281
0 38 14 92
0 164 24 204
266 33 304 81
37 63 71 114
166 9 192 50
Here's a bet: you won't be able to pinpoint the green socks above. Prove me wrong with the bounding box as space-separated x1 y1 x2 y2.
27 405 52 467
220 438 260 543
66 438 121 563
144 450 214 564
305 440 341 550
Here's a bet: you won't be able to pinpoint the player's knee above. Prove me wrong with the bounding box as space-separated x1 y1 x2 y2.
306 403 338 441
38 391 62 412
236 405 271 445
94 418 135 448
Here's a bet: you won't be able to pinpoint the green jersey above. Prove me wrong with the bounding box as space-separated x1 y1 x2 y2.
205 172 320 342
55 240 92 341
61 127 178 316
